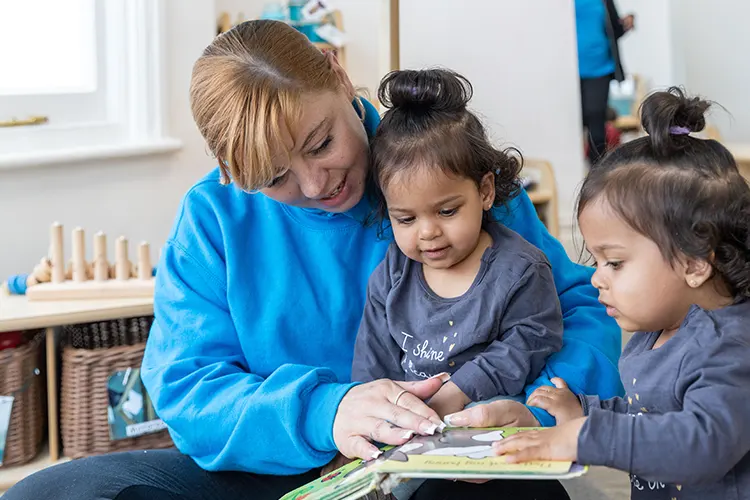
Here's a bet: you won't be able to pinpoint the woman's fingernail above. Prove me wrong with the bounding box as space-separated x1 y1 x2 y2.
420 422 438 435
444 413 468 427
436 422 447 433
402 430 415 440
429 372 451 383
370 450 383 460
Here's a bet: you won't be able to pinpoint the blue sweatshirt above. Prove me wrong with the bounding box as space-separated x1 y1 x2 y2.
141 100 623 475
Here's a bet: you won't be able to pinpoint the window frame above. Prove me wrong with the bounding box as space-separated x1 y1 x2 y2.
0 0 181 170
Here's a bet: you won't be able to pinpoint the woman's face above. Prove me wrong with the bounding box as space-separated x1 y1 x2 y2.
259 89 370 212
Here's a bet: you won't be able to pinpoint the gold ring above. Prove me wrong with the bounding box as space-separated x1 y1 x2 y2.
393 389 409 407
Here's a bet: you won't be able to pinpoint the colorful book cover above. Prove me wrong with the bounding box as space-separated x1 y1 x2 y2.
107 368 166 440
281 427 588 500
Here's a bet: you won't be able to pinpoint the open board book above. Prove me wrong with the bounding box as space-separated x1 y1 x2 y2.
281 427 588 500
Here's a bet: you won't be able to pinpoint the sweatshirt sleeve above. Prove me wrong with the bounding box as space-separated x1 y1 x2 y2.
451 261 563 402
141 240 356 475
579 395 630 415
577 337 750 485
351 249 404 383
493 191 624 427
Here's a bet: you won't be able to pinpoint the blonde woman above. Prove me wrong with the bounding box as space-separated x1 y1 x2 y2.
6 21 621 500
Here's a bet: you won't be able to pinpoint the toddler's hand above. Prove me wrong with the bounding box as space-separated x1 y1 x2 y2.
428 381 471 421
493 417 586 463
526 378 583 425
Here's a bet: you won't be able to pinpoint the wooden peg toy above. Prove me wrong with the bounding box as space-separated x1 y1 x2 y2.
115 236 131 281
93 231 109 281
50 222 65 283
25 224 155 301
137 242 152 280
71 227 87 282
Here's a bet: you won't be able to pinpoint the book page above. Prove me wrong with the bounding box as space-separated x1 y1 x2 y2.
279 428 586 500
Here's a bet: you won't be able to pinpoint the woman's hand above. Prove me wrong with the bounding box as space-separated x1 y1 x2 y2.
492 417 586 463
526 378 583 425
333 375 448 460
443 399 539 428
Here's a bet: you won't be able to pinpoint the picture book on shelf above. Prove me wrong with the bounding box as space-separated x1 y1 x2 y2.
281 427 588 500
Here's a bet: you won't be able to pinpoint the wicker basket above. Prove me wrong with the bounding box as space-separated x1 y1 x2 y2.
60 317 173 459
0 332 45 468
64 316 153 350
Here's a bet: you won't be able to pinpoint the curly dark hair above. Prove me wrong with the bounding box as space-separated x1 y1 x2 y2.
369 68 522 229
578 86 750 301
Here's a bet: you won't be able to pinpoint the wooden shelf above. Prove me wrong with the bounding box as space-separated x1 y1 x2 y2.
523 159 559 238
0 291 155 491
614 114 640 132
527 188 553 205
0 293 153 333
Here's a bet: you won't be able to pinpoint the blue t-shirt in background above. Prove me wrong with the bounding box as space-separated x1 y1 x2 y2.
575 0 616 78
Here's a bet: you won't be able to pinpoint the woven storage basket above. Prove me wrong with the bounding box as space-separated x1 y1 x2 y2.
0 332 45 468
60 317 173 459
64 316 153 350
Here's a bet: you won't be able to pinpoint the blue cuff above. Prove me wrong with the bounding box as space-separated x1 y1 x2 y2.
302 381 361 454
528 405 555 427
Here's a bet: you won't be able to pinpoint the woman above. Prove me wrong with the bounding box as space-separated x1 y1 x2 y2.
4 20 622 500
575 0 634 165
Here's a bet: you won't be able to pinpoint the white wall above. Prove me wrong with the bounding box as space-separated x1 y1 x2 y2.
399 0 585 227
335 0 391 99
215 0 264 26
672 1 750 142
611 1 750 141
616 0 683 89
0 0 217 280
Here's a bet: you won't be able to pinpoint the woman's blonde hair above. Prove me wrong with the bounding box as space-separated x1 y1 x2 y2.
190 20 345 190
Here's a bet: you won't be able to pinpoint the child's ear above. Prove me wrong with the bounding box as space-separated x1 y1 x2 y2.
480 172 495 211
684 257 713 288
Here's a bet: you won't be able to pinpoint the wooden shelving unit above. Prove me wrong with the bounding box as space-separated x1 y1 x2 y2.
524 159 559 238
0 292 153 492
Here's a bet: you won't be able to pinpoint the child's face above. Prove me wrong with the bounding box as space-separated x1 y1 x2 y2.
383 166 494 270
579 198 693 333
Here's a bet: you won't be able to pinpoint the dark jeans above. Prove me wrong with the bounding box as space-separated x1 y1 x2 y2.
3 448 571 500
580 74 613 165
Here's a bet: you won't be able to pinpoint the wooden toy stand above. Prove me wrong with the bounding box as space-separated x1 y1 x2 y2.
25 223 155 302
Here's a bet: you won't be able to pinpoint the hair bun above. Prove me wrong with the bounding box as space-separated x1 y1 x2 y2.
640 86 711 158
377 68 472 114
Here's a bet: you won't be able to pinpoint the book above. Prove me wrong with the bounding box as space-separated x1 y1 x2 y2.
281 427 588 500
107 368 166 440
